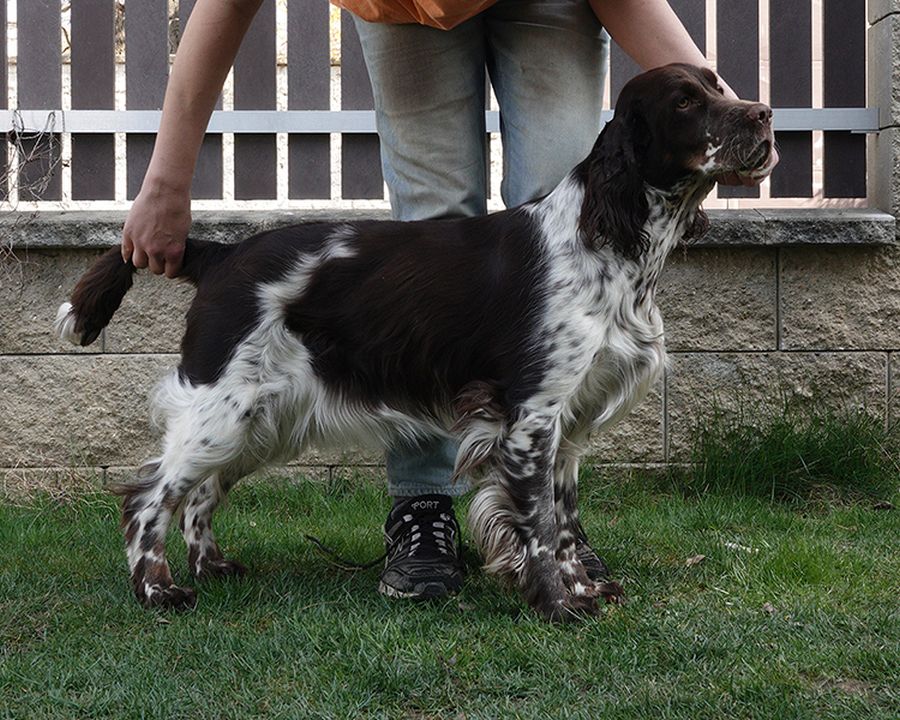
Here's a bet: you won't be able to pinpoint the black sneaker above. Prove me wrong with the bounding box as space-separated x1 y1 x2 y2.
574 522 610 581
378 494 464 600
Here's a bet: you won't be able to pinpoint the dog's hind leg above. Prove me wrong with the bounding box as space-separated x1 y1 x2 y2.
114 458 200 610
112 379 265 609
180 463 256 580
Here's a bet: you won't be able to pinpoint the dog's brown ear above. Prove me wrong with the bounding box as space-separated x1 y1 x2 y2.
577 109 650 261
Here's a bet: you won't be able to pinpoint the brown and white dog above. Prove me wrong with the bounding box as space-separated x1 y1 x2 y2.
56 64 775 622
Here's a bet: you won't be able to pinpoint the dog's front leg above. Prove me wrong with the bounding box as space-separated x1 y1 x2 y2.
473 409 596 622
554 438 624 606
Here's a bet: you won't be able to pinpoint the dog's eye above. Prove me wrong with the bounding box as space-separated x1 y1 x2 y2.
676 96 692 110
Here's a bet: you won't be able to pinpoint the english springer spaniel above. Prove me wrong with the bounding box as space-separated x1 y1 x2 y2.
56 64 775 622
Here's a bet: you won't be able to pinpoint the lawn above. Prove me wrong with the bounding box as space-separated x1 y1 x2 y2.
1 415 898 719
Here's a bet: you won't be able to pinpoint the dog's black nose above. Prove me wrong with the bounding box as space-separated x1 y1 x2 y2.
747 103 772 126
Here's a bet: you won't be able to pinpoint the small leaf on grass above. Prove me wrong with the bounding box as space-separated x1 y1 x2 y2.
872 501 894 511
762 602 776 615
686 554 706 566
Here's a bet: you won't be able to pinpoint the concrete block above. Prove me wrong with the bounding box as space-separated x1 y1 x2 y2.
0 466 104 499
1 209 392 251
0 354 177 469
295 446 382 467
781 245 900 350
697 210 895 247
103 271 195 353
587 377 664 463
751 209 896 245
869 127 900 223
695 210 767 245
658 247 777 351
869 1 900 25
1 249 104 353
666 352 889 459
103 463 336 489
868 13 900 127
891 353 898 430
0 350 388 473
328 464 387 488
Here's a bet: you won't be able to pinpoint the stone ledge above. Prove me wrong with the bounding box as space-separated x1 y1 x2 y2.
3 208 896 250
692 209 897 247
0 461 673 498
869 2 900 26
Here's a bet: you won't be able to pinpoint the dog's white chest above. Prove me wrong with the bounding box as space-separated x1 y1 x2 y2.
552 273 666 436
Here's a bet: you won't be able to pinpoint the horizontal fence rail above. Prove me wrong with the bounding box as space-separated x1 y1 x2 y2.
1 108 881 134
0 0 878 210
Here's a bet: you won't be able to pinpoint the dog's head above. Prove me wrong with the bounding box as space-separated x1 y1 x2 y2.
579 63 775 258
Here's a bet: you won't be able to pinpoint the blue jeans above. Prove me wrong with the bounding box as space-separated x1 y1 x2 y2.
353 0 610 497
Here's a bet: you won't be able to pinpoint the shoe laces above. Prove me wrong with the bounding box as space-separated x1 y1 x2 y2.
385 507 459 562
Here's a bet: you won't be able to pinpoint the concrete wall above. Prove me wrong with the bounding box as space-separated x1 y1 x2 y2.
870 2 900 219
1 209 896 495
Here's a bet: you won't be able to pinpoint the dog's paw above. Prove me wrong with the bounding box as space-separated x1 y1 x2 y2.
193 558 248 580
527 580 600 623
535 594 600 623
137 583 197 611
594 580 625 605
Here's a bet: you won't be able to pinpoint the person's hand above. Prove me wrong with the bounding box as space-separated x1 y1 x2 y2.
714 74 779 187
122 179 192 278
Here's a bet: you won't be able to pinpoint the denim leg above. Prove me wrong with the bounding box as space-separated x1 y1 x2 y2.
385 436 468 498
352 15 489 221
485 0 610 206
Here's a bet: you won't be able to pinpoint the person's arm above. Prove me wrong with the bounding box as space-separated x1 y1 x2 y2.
590 0 777 185
122 0 263 277
589 0 708 72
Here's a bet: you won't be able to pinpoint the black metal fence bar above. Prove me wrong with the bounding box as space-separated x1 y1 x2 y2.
288 0 331 199
340 13 384 200
233 1 277 200
125 0 169 200
717 1 759 200
610 0 705 105
17 0 62 201
71 0 115 201
770 0 813 198
180 0 224 199
823 0 867 198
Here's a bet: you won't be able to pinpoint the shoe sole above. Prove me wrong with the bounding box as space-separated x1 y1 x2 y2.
378 579 460 600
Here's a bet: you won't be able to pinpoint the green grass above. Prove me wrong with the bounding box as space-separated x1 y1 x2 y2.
682 409 899 503
1 415 898 719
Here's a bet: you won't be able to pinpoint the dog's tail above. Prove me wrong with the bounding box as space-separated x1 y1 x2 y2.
55 238 233 347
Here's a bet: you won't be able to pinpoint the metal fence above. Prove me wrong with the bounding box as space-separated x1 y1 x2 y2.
0 0 877 212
